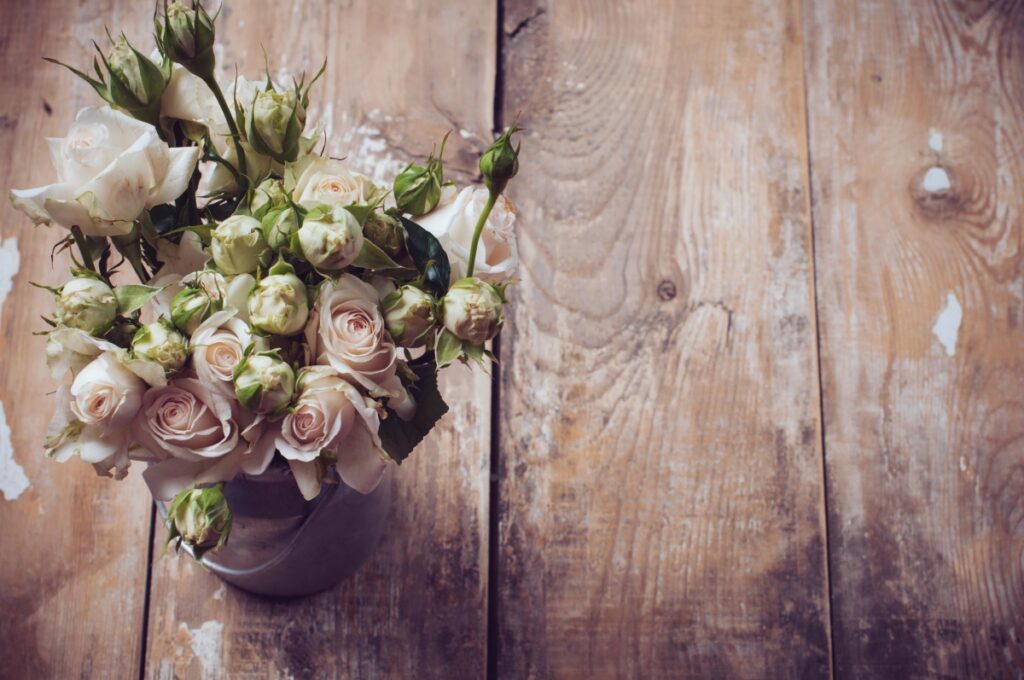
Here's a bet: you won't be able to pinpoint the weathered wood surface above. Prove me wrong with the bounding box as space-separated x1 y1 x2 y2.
3 0 1024 678
0 2 156 679
139 2 496 679
803 1 1024 677
496 0 832 677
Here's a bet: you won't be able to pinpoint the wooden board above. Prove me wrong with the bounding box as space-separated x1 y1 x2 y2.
803 1 1024 676
140 2 496 678
0 2 159 679
496 0 833 677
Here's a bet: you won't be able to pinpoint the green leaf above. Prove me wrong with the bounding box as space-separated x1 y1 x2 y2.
378 359 449 463
399 216 451 297
435 328 462 368
351 239 403 270
114 284 163 315
344 203 378 226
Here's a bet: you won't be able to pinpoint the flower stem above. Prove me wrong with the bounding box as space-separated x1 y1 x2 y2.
465 191 497 278
202 75 248 190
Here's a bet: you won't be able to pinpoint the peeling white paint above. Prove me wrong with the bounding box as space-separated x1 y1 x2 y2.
922 166 951 192
212 583 226 601
0 238 18 323
928 130 943 152
181 620 224 679
959 456 967 472
932 293 962 356
0 403 29 501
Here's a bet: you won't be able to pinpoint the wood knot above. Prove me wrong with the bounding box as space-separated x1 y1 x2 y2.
910 164 961 219
657 280 677 301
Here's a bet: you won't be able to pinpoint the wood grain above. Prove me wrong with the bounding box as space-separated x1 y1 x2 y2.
0 2 160 679
804 1 1024 677
496 0 832 677
140 2 496 678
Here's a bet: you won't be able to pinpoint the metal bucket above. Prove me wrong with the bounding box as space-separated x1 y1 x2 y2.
175 462 391 598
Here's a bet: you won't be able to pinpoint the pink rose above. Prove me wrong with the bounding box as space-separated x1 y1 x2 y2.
276 366 389 498
132 378 274 499
305 274 415 419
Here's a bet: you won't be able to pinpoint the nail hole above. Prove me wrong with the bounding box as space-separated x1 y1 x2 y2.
657 280 677 301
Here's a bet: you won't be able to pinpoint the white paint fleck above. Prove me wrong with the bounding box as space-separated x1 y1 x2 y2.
932 292 962 356
959 456 967 472
212 583 226 601
928 130 943 152
922 166 951 193
182 620 223 679
0 403 29 501
459 128 473 140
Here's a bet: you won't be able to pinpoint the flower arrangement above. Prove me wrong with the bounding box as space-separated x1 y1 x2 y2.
10 2 520 557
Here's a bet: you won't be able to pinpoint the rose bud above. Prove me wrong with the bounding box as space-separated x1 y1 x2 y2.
233 350 296 414
363 211 406 260
170 286 216 335
297 205 364 271
248 261 309 336
383 285 437 348
211 214 269 274
56 276 118 335
166 484 232 557
441 277 504 345
479 125 521 194
131 319 188 375
156 1 217 79
246 89 305 163
250 178 288 219
261 205 300 250
393 134 448 216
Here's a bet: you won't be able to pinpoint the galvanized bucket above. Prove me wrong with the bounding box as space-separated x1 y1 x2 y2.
176 462 391 597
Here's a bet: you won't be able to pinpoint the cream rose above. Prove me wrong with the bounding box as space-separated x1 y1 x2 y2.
417 185 519 283
132 378 250 499
10 106 199 236
276 366 389 498
189 310 267 397
304 274 415 419
44 352 146 478
291 157 378 208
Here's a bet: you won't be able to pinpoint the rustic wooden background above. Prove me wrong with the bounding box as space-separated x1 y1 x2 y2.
0 0 1021 678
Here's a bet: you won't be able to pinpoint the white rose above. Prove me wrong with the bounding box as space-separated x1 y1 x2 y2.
10 106 199 236
45 328 119 380
44 352 146 478
249 271 309 335
304 274 415 419
190 309 267 397
211 215 268 274
297 205 363 271
132 378 267 500
417 185 519 283
276 366 390 498
291 156 379 208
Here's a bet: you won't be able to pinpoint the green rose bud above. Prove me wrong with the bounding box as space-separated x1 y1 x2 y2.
261 206 300 250
246 89 304 163
383 285 437 347
362 211 406 260
479 125 521 194
297 205 364 271
166 484 232 557
233 351 296 414
57 276 117 335
248 263 309 336
131 319 188 375
251 178 288 219
441 277 504 345
156 1 217 79
211 215 268 274
393 133 448 216
170 286 216 335
98 37 169 125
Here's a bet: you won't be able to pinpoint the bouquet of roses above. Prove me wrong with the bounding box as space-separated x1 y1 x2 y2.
9 2 520 557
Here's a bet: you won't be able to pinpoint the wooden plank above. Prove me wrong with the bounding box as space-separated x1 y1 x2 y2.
0 1 157 678
141 2 496 678
496 0 831 677
804 1 1024 676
